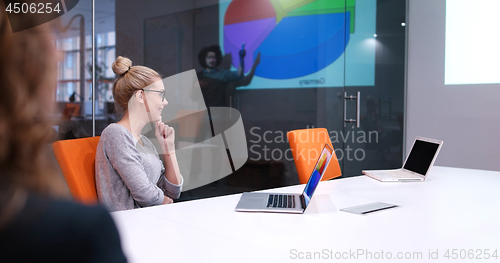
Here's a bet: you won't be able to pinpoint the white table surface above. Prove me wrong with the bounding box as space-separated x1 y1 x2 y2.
111 166 500 262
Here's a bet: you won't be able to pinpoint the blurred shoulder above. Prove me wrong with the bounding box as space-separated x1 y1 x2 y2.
15 194 116 229
0 193 127 263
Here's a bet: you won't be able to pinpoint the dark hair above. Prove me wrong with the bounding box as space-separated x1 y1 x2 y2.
198 45 222 68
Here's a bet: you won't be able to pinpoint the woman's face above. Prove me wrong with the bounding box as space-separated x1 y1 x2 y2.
143 79 168 122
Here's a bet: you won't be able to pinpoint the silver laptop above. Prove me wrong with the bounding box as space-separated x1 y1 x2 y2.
236 144 335 214
362 136 443 182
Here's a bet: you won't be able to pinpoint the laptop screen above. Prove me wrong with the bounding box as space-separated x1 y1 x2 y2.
403 139 440 175
302 144 334 207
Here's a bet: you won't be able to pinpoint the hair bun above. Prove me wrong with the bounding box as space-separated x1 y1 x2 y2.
112 56 132 76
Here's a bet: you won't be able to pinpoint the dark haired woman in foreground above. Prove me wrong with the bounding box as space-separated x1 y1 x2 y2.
0 4 127 262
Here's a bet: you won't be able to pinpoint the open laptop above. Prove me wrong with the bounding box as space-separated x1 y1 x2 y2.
236 144 335 214
362 136 443 182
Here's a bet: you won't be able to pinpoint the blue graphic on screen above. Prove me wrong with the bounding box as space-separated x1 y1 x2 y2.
255 13 349 79
303 148 331 202
304 170 321 198
219 0 376 89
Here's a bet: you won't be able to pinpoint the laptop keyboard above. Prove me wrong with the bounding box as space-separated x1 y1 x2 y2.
375 170 420 179
267 194 296 208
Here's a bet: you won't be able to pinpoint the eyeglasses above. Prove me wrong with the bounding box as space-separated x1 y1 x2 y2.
142 89 165 101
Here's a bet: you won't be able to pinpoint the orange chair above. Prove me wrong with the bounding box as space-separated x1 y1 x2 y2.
52 136 101 205
287 128 341 184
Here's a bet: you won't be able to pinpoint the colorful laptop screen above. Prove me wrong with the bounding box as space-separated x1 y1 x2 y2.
302 144 334 206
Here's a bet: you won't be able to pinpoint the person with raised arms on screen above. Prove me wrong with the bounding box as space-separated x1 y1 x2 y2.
197 44 261 107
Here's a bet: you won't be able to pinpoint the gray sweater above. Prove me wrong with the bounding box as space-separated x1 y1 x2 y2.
95 123 183 212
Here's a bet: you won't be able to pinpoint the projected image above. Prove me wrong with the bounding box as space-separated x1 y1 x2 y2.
445 0 500 85
219 0 376 89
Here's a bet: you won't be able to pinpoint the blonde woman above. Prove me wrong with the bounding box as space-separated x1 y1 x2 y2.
95 56 183 212
0 3 126 262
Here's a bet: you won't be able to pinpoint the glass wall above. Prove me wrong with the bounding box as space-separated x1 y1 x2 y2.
54 0 406 201
52 0 92 140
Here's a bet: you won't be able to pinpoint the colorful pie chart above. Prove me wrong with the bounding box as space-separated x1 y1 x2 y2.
223 0 355 79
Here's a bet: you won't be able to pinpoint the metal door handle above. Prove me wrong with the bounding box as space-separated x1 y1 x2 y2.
344 91 360 128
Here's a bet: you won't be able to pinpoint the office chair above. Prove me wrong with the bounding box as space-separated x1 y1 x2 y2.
287 128 341 184
52 136 101 205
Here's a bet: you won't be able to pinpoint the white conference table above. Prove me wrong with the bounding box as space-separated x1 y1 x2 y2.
111 166 500 262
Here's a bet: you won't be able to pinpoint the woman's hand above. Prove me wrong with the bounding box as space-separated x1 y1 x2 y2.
162 195 173 204
155 120 175 155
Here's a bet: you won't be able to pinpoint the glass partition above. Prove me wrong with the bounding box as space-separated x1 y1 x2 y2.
53 0 93 140
341 0 406 176
55 0 406 201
